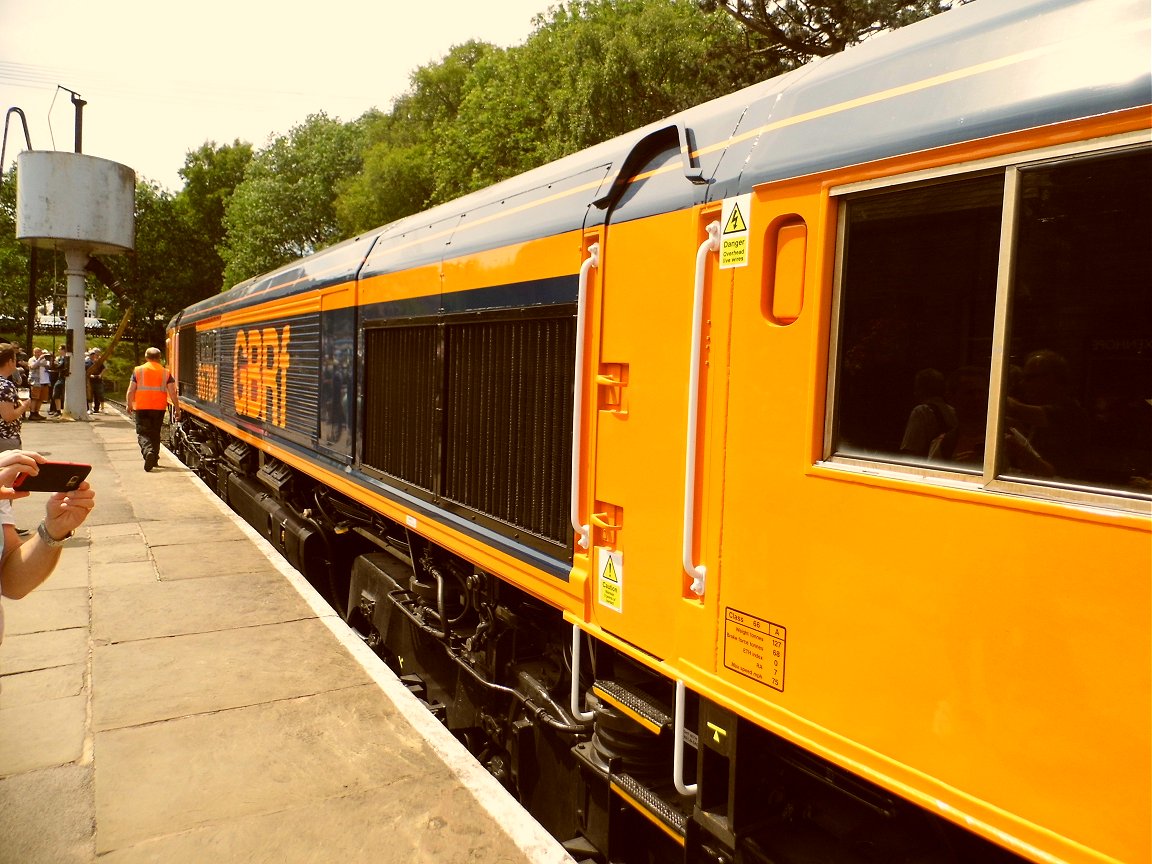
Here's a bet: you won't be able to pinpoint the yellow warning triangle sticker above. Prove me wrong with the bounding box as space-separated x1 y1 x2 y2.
723 202 747 234
602 557 619 583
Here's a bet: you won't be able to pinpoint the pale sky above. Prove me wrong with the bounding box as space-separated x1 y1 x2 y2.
0 0 552 190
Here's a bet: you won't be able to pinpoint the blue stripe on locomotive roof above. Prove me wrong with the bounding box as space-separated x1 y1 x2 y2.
440 275 578 315
179 0 1148 325
360 294 442 322
360 276 578 323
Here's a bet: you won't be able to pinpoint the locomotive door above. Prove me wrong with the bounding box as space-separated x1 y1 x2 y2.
579 126 720 663
712 183 816 696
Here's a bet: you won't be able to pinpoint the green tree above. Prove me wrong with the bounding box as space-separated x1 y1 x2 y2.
176 140 253 292
221 113 374 287
0 166 30 332
131 180 206 341
698 0 968 65
432 0 781 201
335 42 496 234
0 165 69 341
88 180 220 348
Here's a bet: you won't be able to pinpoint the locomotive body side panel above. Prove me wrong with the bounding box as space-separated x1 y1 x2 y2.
168 3 1151 862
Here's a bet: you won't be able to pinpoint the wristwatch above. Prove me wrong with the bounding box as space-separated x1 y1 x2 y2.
37 520 74 547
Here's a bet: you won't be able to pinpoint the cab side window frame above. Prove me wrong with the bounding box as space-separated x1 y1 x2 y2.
823 134 1151 512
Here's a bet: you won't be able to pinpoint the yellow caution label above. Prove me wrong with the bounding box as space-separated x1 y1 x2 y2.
720 194 751 270
597 548 623 612
723 203 747 234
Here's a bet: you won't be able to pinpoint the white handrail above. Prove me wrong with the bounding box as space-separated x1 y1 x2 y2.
570 243 599 551
682 223 720 597
673 680 697 796
569 624 595 722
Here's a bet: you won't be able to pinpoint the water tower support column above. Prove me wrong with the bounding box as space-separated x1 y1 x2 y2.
64 248 89 418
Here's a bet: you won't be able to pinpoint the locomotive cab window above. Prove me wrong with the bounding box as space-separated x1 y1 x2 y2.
829 144 1151 506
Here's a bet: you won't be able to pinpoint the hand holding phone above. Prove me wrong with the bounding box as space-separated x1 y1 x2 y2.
13 461 93 492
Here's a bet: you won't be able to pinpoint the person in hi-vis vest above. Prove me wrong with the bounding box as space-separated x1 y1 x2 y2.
125 347 180 472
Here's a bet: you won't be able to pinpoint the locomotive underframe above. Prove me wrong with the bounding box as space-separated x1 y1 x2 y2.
171 414 1022 864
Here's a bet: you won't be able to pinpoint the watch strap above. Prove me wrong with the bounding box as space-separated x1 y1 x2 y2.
37 521 74 547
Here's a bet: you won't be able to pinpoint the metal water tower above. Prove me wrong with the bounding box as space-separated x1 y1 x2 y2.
15 151 134 419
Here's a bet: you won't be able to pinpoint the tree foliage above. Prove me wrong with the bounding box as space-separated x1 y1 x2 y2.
129 180 215 342
177 140 252 287
697 0 966 65
221 113 374 287
0 167 38 332
338 0 782 226
433 0 783 200
335 42 496 234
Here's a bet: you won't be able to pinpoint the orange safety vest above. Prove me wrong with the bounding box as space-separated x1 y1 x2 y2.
132 361 171 411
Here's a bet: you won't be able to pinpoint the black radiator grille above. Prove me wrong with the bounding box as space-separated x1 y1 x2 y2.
362 325 438 491
443 316 574 544
361 307 575 551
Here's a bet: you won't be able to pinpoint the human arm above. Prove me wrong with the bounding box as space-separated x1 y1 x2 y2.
125 374 137 415
1003 426 1056 477
167 377 180 419
0 400 30 423
0 450 95 599
0 483 96 599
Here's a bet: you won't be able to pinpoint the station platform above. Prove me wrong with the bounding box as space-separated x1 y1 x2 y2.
0 409 573 864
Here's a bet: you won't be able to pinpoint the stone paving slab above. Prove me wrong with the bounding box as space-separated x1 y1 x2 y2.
94 685 423 852
84 496 138 527
96 777 533 864
151 538 275 580
3 586 90 636
0 764 95 864
140 516 249 546
37 547 92 590
89 539 151 566
88 522 145 541
1 627 89 676
90 559 158 589
122 480 224 524
92 618 369 731
0 663 84 709
94 570 313 644
0 692 86 774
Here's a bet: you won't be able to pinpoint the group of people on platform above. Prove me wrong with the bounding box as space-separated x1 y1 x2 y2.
3 343 107 421
0 342 177 474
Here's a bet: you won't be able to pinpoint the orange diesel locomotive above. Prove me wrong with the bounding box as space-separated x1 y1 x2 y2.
168 1 1151 861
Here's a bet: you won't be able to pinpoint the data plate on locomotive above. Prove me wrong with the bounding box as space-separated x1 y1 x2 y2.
723 607 786 692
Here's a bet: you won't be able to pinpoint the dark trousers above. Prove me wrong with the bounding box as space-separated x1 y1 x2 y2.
135 409 165 464
89 377 104 410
